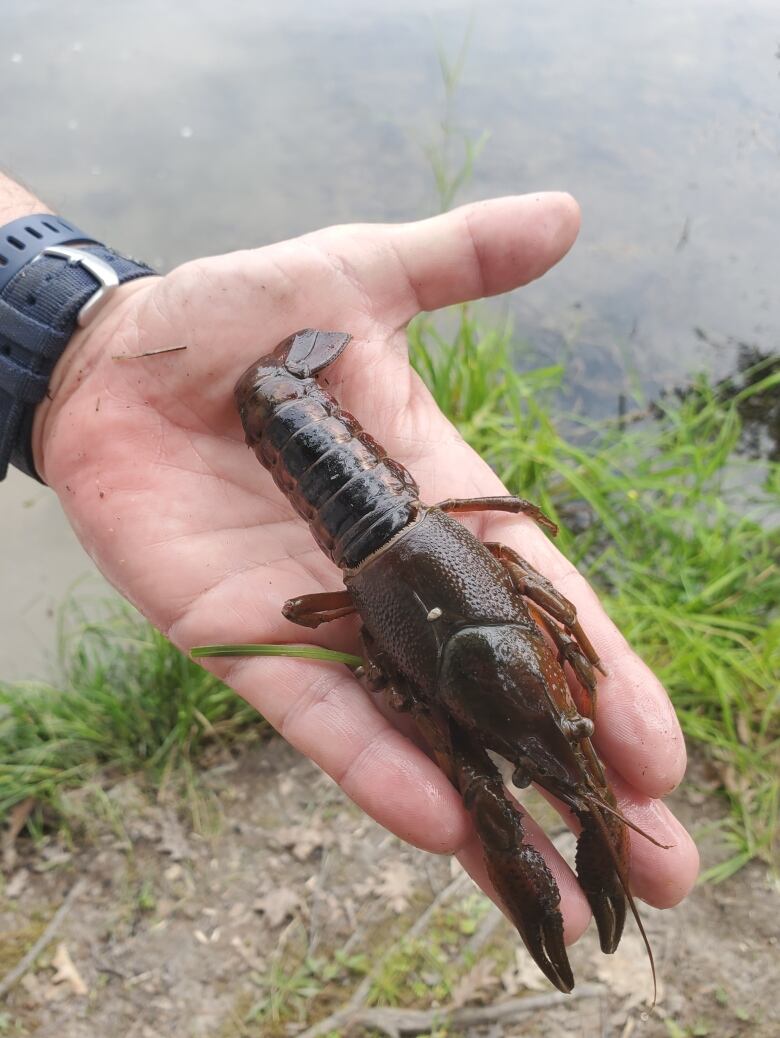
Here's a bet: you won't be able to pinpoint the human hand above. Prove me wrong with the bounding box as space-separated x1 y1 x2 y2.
33 193 699 941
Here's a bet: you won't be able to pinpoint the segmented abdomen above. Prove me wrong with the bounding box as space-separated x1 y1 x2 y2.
235 363 419 568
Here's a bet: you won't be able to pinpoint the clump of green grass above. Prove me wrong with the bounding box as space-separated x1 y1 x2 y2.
0 603 258 822
410 309 779 875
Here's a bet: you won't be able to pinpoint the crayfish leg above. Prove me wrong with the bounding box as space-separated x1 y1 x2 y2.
282 589 356 628
530 607 600 735
537 615 598 700
359 629 458 778
485 541 605 682
434 495 558 535
449 724 576 994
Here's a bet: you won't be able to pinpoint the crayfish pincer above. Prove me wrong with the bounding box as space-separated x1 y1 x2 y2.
234 328 664 994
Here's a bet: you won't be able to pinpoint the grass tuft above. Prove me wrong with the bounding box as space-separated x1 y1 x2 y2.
0 603 258 822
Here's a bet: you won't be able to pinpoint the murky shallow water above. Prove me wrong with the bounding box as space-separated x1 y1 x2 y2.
2 0 779 678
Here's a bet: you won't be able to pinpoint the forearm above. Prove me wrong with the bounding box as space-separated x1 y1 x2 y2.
0 172 50 223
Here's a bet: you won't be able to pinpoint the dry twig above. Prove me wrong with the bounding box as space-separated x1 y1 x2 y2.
0 879 86 1000
297 870 472 1038
324 984 605 1037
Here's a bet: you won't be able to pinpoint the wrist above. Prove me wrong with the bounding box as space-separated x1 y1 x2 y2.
30 276 155 482
0 172 51 224
0 175 158 482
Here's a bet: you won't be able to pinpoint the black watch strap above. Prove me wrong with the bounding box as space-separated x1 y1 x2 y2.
0 216 157 481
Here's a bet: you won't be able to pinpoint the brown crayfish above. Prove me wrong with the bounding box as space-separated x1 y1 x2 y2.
235 329 662 993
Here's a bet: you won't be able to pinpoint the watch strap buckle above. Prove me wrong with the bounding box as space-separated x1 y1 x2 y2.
38 245 120 327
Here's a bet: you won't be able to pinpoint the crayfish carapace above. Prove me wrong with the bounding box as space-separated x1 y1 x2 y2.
235 328 666 994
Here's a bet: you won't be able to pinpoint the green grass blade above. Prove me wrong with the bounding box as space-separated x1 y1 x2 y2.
191 644 363 668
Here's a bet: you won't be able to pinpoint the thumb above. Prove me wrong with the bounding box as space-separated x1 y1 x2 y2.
309 192 581 327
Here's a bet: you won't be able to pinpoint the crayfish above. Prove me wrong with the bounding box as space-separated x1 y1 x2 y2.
235 329 663 993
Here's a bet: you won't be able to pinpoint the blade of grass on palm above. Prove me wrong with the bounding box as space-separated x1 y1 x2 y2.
191 644 363 668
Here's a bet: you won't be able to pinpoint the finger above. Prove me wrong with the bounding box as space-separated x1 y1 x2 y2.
537 773 698 911
313 192 581 326
111 193 579 433
196 652 473 855
607 773 700 908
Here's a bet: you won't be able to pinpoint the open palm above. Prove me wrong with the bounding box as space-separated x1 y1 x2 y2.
34 193 698 942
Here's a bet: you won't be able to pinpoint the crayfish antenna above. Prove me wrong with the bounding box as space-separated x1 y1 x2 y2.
584 799 659 1007
580 792 673 850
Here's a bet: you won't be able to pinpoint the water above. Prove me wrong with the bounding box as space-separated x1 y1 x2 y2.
2 0 778 678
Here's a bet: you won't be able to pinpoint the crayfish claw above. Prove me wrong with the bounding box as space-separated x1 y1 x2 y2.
575 798 658 999
451 724 576 992
521 905 575 993
590 886 625 955
574 807 628 955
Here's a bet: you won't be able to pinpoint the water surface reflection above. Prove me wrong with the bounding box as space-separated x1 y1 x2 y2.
1 0 778 676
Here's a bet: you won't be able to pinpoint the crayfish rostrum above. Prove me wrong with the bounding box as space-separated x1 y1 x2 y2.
235 329 662 993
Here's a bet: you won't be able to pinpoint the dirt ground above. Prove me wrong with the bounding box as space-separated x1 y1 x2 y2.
0 739 777 1038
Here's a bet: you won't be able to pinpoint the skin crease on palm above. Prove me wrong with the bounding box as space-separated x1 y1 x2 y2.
24 189 699 945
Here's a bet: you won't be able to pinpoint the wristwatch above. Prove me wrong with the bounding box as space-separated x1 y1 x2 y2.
0 213 157 481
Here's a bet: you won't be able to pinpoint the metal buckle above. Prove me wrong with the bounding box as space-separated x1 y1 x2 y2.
38 245 120 327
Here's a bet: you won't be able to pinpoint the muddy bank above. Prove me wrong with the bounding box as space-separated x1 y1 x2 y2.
1 740 776 1037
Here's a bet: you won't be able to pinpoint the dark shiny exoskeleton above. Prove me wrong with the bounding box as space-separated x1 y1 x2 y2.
235 328 418 569
235 329 658 994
